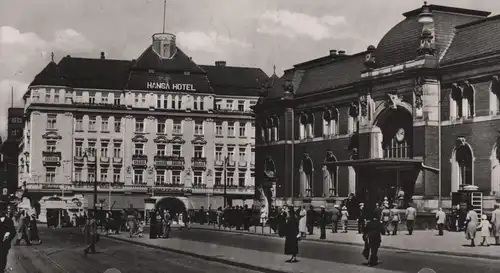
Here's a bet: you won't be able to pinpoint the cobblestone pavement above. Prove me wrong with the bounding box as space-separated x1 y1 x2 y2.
185 223 500 259
107 227 500 273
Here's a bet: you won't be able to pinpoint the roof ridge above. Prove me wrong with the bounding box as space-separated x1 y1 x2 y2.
455 14 500 30
439 28 458 63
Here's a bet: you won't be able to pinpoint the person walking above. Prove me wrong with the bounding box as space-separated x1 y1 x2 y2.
477 214 492 246
435 208 446 236
0 201 16 272
380 205 391 235
14 210 31 246
357 203 366 234
318 206 328 239
491 203 500 245
390 204 400 236
162 210 172 238
405 203 417 235
83 212 98 256
306 206 315 235
283 206 299 263
340 206 349 233
362 214 385 266
465 206 479 247
331 205 340 233
298 206 307 238
28 214 41 245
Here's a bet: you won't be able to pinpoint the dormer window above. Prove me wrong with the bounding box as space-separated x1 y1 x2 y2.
148 69 155 74
184 71 190 76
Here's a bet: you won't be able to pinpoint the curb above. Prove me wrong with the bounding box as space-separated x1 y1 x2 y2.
103 235 288 273
187 226 500 261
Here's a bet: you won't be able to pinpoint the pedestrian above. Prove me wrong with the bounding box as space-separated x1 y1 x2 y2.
298 206 307 238
14 210 31 246
373 203 382 221
83 212 98 256
306 205 315 235
260 205 268 227
465 206 478 247
362 213 384 266
390 204 400 236
491 203 500 245
331 205 340 233
341 206 349 233
28 214 41 245
380 205 391 235
318 206 327 239
0 201 16 272
435 207 446 236
284 206 299 263
163 210 172 238
477 214 492 247
405 203 417 235
357 203 366 234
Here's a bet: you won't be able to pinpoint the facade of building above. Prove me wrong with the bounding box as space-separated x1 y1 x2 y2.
0 108 24 194
19 31 265 215
255 4 500 213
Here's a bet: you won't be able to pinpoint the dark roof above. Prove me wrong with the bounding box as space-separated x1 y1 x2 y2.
125 70 214 94
376 8 487 67
30 61 67 87
441 15 500 65
295 53 366 95
200 65 268 96
265 73 287 99
132 46 204 73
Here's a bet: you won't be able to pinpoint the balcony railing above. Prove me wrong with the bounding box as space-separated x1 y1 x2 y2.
192 157 207 169
215 160 224 166
42 151 61 166
132 154 148 166
100 156 110 163
74 156 84 164
238 161 247 167
166 156 185 169
113 157 123 164
154 155 168 167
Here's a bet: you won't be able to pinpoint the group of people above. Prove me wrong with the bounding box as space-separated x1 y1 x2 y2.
462 203 500 247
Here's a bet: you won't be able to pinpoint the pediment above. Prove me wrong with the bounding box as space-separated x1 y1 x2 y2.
131 134 148 143
168 136 185 144
191 136 207 145
42 131 62 140
154 135 168 143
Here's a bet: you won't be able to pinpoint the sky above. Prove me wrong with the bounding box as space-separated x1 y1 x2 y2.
0 0 499 139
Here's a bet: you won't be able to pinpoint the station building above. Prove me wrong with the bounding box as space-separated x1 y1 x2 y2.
254 3 500 214
19 31 266 219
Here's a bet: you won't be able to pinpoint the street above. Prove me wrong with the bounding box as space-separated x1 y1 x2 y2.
167 227 500 273
7 227 263 273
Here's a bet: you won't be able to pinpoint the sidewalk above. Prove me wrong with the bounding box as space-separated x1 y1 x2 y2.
105 232 403 273
186 223 500 260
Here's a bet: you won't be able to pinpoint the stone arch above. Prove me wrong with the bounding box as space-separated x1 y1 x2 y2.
373 105 413 158
373 102 413 127
155 196 194 215
450 137 475 193
263 156 276 178
299 154 314 197
323 151 338 197
491 141 500 195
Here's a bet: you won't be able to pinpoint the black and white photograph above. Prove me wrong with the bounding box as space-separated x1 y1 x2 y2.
1 0 500 272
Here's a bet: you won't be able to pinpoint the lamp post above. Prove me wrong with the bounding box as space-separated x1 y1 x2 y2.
223 156 229 208
83 148 98 213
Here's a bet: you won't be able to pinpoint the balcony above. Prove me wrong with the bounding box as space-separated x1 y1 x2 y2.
74 156 84 164
132 154 148 166
86 156 96 163
113 157 123 165
26 183 73 191
227 160 236 167
149 183 191 195
124 183 149 193
100 156 110 164
72 181 125 190
154 155 168 168
192 157 207 169
215 160 224 167
42 151 61 166
238 161 247 167
213 185 255 195
166 156 185 169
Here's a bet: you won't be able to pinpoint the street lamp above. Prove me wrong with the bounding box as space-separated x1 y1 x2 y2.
83 148 98 212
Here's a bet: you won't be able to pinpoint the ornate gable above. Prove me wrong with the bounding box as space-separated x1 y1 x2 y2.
153 135 168 143
168 136 185 144
132 135 148 143
191 136 207 145
42 131 62 140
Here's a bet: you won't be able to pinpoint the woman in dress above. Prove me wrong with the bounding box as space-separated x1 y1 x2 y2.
28 214 42 245
465 206 479 247
340 206 349 233
284 206 299 263
298 206 307 238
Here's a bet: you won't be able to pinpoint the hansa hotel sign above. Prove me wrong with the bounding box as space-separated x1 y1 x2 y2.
146 77 196 91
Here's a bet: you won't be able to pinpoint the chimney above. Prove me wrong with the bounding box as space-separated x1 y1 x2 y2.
215 61 226 67
329 50 337 56
338 50 346 55
100 52 105 59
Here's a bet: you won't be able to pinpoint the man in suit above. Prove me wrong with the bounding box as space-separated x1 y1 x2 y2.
331 205 340 233
405 203 417 235
435 207 446 236
14 210 31 246
491 203 500 245
362 213 385 266
0 201 16 272
83 211 98 256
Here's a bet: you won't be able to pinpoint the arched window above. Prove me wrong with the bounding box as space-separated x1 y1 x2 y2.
451 137 474 192
270 116 279 141
490 141 500 195
490 76 500 115
299 113 308 139
449 82 474 119
299 154 314 197
322 108 339 137
348 102 359 134
462 81 474 118
323 151 338 197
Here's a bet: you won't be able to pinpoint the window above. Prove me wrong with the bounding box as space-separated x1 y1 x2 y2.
194 146 203 158
193 97 199 110
239 147 246 162
215 172 222 186
215 99 222 110
215 146 223 161
101 93 108 104
239 123 246 137
113 169 121 182
216 122 223 136
228 147 235 162
173 120 182 134
113 143 121 158
100 168 108 182
100 143 109 157
194 121 203 135
227 172 234 186
238 172 246 187
171 96 177 109
135 119 144 132
75 117 83 131
226 100 233 110
89 93 96 104
88 141 96 156
194 172 203 185
75 141 83 157
177 97 182 109
156 144 166 156
47 114 57 129
172 170 181 184
200 99 204 111
54 92 59 103
228 122 235 136
172 145 182 157
142 95 146 106
249 101 256 107
45 167 56 183
88 168 95 182
238 100 245 111
134 143 144 155
163 97 168 109
75 92 82 103
74 168 82 181
114 119 121 133
133 169 144 184
114 95 121 106
32 91 40 102
45 92 51 102
251 148 255 164
89 116 97 131
46 141 56 152
156 170 166 184
157 120 166 134
101 117 109 132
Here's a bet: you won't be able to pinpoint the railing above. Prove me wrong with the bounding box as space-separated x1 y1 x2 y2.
132 155 148 165
166 156 185 168
154 155 168 167
113 157 123 164
192 157 207 169
42 151 61 165
100 156 110 163
238 161 247 167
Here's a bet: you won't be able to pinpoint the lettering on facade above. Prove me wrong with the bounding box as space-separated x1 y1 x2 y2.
146 82 196 91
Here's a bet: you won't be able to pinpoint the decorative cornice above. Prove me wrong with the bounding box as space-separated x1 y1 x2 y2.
131 135 148 143
168 136 185 144
64 112 73 117
153 135 168 143
42 131 62 140
191 136 207 145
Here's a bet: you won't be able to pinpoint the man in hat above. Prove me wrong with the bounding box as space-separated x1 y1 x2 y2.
83 211 98 256
318 206 328 239
306 205 316 235
0 200 16 272
362 213 384 266
331 204 340 233
405 203 417 235
358 203 366 234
